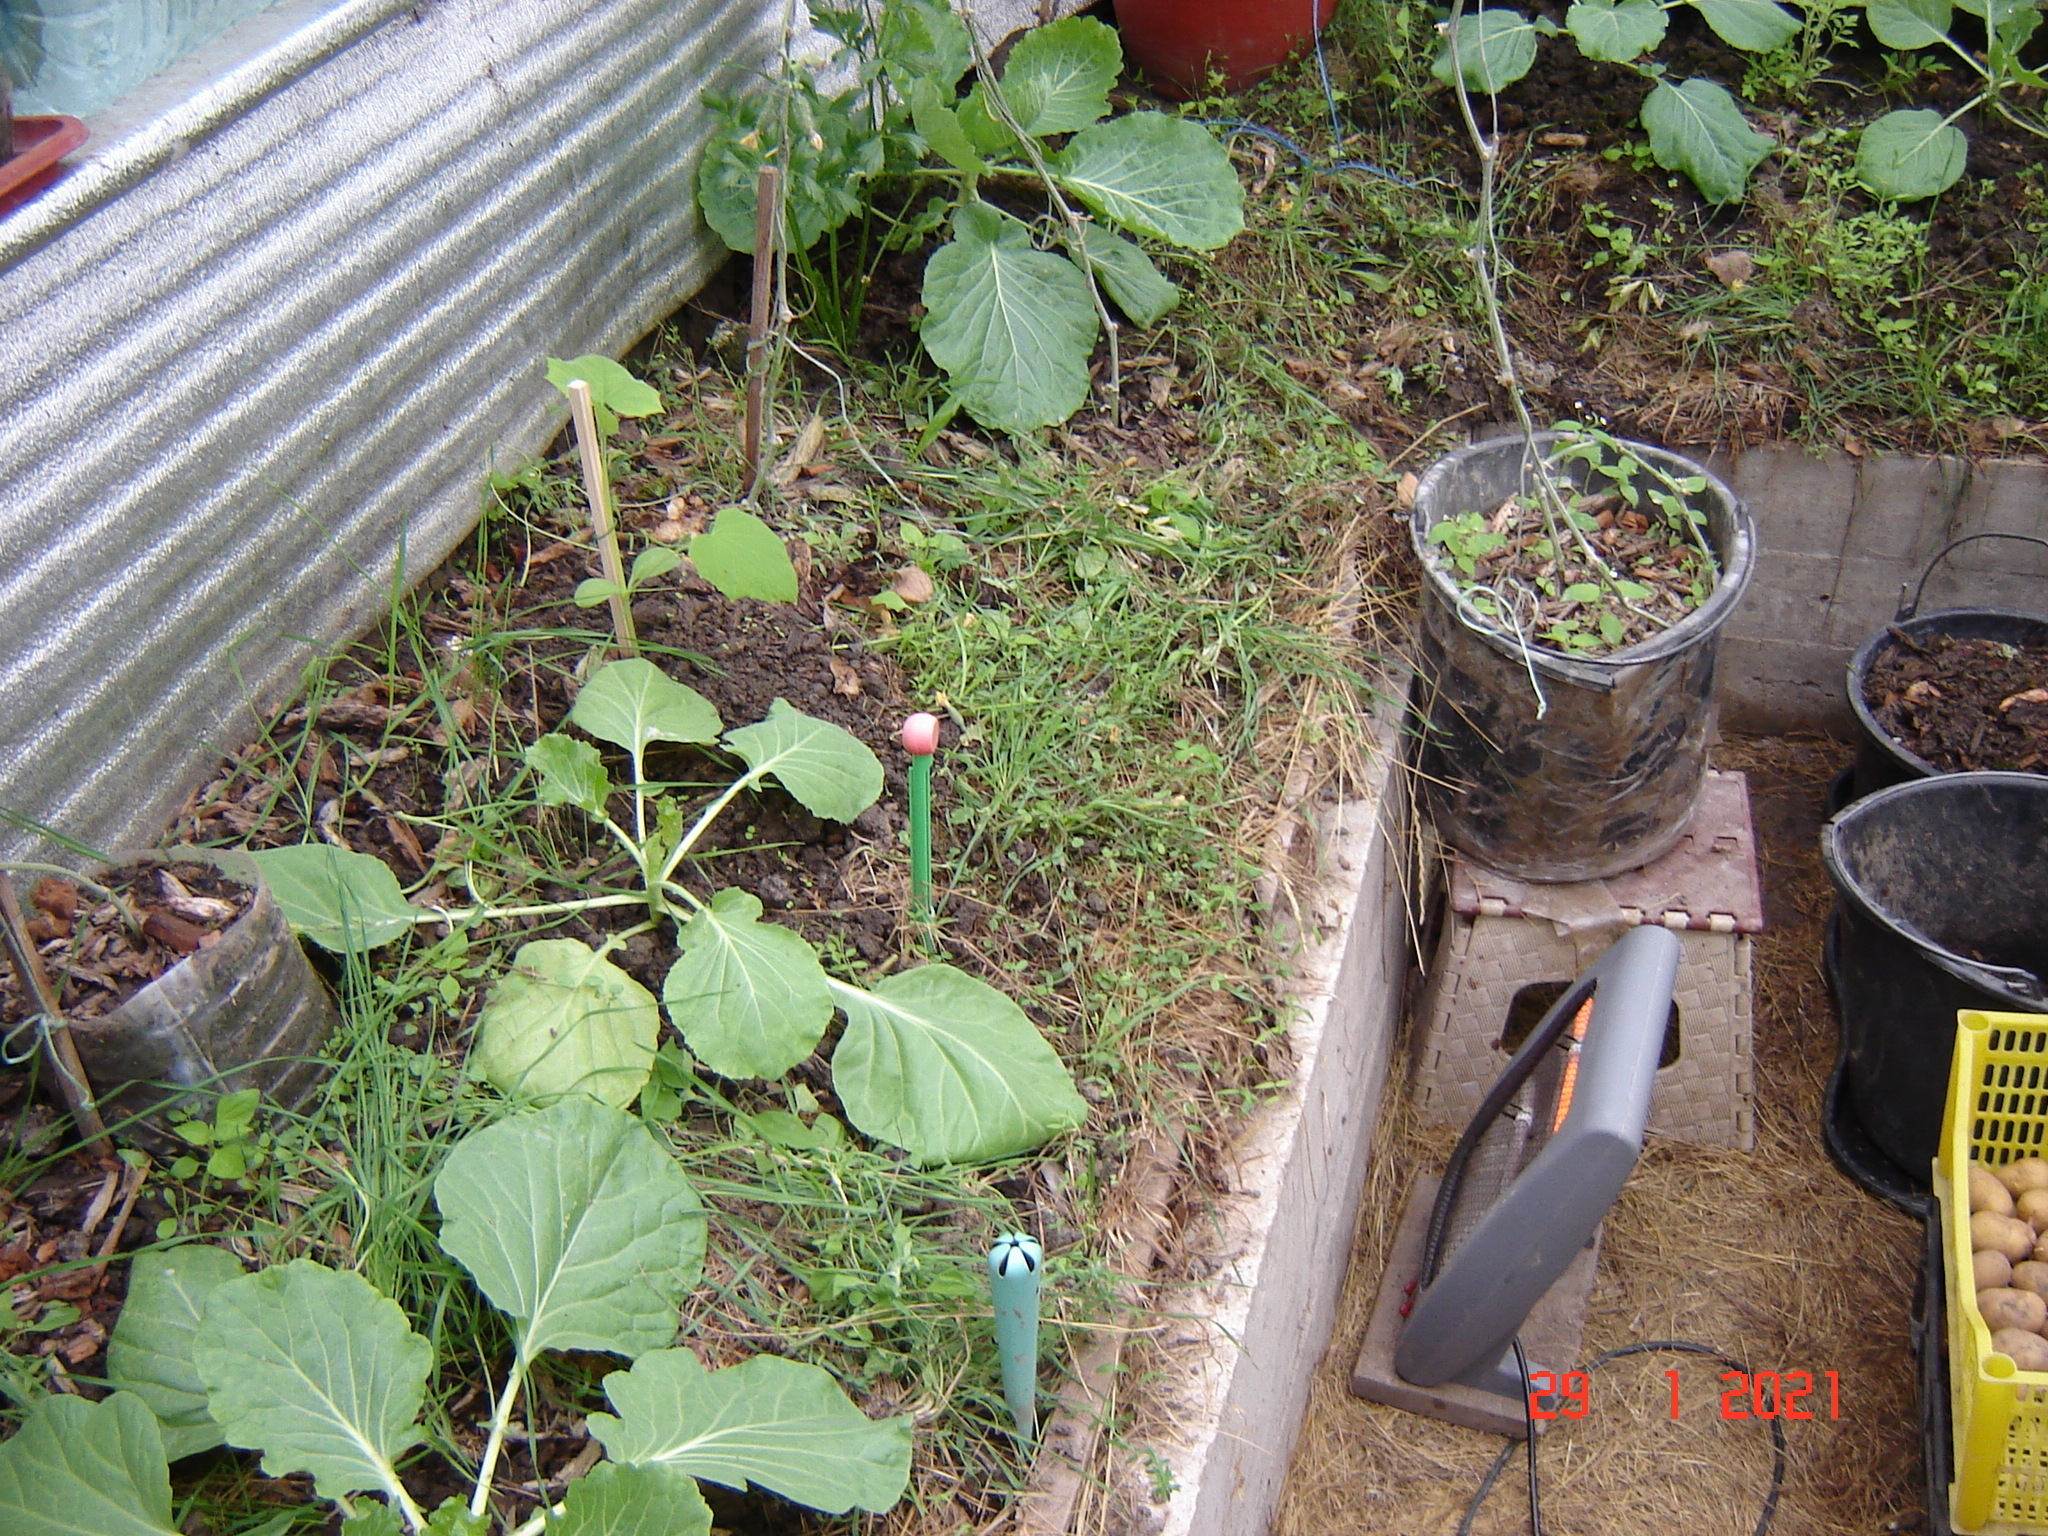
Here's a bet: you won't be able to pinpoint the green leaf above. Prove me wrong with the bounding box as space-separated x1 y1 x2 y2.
0 1393 179 1536
206 1144 246 1181
741 1108 844 1149
572 658 723 757
193 1260 430 1507
696 87 883 254
688 507 800 604
1565 0 1668 58
547 356 661 437
575 577 627 609
997 15 1120 136
1050 113 1245 251
1690 0 1802 48
526 734 614 816
1865 0 1953 44
1855 108 1967 199
631 546 682 587
589 1349 911 1515
1640 78 1774 203
473 939 660 1109
876 0 973 89
551 1462 712 1536
1599 611 1626 645
831 964 1089 1163
1077 227 1181 327
421 1499 489 1536
434 1097 708 1361
723 699 884 823
908 79 986 174
921 201 1097 433
1560 582 1604 603
1431 9 1539 91
663 889 833 1080
955 85 1021 157
249 844 420 954
340 1507 405 1536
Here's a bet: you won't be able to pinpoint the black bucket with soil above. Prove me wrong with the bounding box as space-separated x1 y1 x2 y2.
1848 533 2048 801
1411 434 1756 882
1821 772 2048 1181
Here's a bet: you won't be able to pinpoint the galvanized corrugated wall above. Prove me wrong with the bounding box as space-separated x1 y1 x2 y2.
0 0 779 865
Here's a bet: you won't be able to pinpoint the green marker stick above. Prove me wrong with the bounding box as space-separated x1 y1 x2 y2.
902 713 938 919
988 1232 1043 1442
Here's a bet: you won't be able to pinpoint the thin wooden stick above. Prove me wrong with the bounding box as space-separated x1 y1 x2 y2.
0 871 106 1143
743 163 783 489
564 379 638 658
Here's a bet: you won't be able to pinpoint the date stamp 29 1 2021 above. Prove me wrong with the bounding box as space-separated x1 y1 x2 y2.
1529 1369 1844 1420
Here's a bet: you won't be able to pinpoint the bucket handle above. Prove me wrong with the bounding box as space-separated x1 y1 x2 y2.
1897 532 2048 620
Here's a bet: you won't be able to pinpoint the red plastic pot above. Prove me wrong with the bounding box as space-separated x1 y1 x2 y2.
1 115 90 216
1112 0 1333 97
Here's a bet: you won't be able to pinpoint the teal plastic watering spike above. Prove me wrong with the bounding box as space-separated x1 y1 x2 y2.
988 1232 1042 1441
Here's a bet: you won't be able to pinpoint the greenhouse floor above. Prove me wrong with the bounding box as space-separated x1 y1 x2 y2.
1274 733 1925 1536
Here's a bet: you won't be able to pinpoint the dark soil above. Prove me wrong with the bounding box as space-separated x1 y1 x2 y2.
1863 630 2048 772
1423 483 1716 656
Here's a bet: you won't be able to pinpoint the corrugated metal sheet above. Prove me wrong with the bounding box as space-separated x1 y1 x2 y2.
0 0 781 865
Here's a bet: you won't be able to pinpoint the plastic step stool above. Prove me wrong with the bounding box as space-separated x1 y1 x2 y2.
1413 769 1763 1151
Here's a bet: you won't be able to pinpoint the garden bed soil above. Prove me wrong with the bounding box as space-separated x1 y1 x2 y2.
1256 15 2048 459
1863 630 2048 773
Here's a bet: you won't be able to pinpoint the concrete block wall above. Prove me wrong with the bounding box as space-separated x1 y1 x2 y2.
1707 447 2048 732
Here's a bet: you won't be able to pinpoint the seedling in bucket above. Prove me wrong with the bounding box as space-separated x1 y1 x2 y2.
988 1232 1043 1441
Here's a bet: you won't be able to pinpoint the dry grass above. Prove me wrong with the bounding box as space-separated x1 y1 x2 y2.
1276 733 1926 1536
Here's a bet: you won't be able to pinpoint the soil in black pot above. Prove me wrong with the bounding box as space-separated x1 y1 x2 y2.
1862 631 2048 773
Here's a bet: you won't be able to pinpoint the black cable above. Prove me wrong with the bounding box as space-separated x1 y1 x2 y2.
1512 1337 1542 1536
1458 1339 1787 1536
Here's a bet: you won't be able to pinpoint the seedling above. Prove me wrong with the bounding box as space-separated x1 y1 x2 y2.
248 658 1087 1166
21 1097 915 1534
697 4 1245 434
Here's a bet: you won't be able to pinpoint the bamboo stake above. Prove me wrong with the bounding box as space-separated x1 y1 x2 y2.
564 378 638 658
743 163 783 489
0 871 106 1143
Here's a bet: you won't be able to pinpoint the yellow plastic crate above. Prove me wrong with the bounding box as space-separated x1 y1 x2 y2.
1939 1011 2048 1535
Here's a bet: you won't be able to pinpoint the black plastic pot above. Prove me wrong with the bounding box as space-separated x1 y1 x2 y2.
1848 533 2048 802
66 849 340 1151
1411 434 1756 882
1820 773 2048 1179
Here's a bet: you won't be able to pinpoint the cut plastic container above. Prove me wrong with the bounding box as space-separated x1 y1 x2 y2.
1410 433 1756 883
1936 1009 2048 1534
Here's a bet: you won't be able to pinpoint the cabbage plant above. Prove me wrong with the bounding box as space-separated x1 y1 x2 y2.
0 1098 913 1535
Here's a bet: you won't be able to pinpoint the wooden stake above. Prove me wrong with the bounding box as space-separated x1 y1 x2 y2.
564 378 638 658
743 163 783 489
0 871 106 1144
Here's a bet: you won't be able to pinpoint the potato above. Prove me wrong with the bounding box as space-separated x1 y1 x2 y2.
1998 1157 2048 1197
1975 1210 2038 1262
2033 1234 2048 1266
2012 1260 2048 1298
1975 1166 2019 1217
1991 1329 2048 1372
2018 1190 2048 1228
1980 1287 2048 1333
1979 1250 2017 1290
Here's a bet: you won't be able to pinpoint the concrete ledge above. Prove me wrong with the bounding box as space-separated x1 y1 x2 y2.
1115 695 1411 1536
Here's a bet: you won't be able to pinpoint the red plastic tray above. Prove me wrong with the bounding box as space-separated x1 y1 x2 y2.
1 115 90 215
